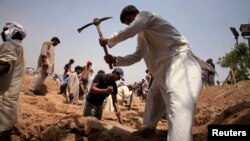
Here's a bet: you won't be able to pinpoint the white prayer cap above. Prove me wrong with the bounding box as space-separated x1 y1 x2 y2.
3 21 27 40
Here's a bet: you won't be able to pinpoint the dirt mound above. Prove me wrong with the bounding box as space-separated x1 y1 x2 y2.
9 75 250 141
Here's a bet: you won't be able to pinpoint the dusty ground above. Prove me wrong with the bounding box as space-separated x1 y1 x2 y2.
9 74 250 141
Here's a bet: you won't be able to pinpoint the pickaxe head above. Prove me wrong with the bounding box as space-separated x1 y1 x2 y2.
77 17 112 33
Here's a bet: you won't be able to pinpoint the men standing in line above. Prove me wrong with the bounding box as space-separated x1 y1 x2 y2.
83 68 124 124
0 21 27 140
26 37 60 96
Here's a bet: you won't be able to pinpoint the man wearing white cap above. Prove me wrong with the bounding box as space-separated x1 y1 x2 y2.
0 21 27 140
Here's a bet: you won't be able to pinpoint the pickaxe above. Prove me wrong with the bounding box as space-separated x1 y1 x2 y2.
77 17 113 69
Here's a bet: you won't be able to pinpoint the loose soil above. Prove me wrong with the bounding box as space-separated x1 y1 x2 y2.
9 75 250 141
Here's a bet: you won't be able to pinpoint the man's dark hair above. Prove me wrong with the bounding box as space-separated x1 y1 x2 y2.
127 85 133 90
97 70 105 74
70 59 74 63
75 66 83 71
206 58 213 63
51 37 60 43
120 5 139 23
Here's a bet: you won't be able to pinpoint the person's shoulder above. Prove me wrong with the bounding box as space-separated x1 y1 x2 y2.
93 73 105 83
0 41 9 47
99 73 106 78
95 73 105 79
43 41 51 44
69 72 77 77
42 41 52 47
120 85 127 88
137 11 159 22
140 11 155 17
0 41 20 50
0 42 8 51
1 41 15 46
64 63 70 67
140 11 152 14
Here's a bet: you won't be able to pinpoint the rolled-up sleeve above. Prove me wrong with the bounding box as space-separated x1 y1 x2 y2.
115 46 143 66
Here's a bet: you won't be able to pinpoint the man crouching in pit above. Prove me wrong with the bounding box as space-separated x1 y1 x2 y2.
83 68 124 124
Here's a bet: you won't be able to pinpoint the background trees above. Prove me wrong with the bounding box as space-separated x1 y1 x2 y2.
217 43 250 82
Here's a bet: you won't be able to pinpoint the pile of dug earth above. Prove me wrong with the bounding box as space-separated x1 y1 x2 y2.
11 75 250 141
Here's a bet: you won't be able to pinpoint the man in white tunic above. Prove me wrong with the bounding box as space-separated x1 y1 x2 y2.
26 37 60 96
141 74 151 101
0 22 27 140
117 85 133 106
65 66 83 104
104 84 133 111
99 5 214 141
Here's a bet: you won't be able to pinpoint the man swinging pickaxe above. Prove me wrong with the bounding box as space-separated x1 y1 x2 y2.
77 17 113 69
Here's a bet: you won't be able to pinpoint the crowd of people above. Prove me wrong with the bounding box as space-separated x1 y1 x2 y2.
1 5 218 141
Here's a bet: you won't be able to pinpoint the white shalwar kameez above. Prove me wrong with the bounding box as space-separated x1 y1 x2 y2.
104 85 132 111
0 40 25 132
107 11 207 141
65 72 80 104
117 85 132 103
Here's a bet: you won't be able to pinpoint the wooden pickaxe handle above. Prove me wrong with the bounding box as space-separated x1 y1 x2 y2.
128 90 134 110
95 24 113 69
117 115 123 124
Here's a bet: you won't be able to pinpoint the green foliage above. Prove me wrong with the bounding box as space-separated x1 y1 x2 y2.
217 42 250 82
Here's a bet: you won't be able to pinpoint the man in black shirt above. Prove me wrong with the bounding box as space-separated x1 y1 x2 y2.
83 68 124 123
